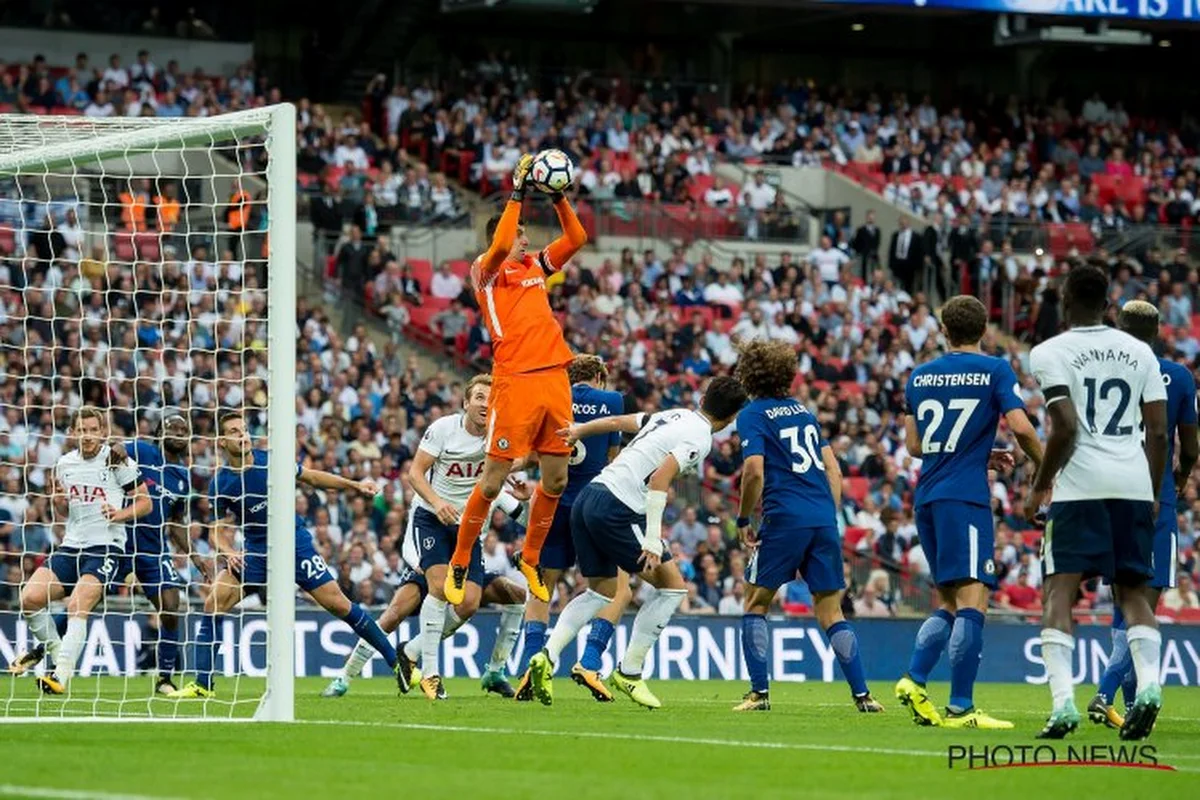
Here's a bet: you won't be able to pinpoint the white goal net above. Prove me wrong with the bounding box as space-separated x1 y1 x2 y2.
0 105 297 721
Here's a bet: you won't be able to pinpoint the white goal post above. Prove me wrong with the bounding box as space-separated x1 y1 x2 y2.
0 104 296 722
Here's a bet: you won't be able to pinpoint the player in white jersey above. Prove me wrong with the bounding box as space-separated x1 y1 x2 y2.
525 376 747 708
321 375 528 701
1027 265 1168 741
11 407 152 694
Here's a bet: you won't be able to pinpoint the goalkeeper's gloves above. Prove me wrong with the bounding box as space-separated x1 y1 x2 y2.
511 153 535 201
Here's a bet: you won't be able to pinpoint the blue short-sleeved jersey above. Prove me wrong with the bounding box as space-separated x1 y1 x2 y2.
124 441 190 556
737 398 837 527
209 449 305 554
1159 358 1198 504
562 385 623 506
907 352 1025 508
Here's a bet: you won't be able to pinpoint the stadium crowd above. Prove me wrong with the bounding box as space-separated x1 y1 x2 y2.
3 46 1200 622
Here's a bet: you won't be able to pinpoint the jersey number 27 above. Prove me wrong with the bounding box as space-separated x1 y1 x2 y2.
916 398 979 454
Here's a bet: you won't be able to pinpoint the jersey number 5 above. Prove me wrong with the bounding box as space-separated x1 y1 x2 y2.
916 398 979 454
780 426 825 474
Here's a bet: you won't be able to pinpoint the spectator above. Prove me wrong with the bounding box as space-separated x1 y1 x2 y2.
852 209 881 275
853 584 891 617
809 234 850 287
432 300 470 348
1162 573 1200 612
102 53 129 90
430 261 464 301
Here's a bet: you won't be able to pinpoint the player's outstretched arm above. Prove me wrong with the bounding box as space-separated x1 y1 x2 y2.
406 449 459 526
903 414 922 456
540 195 588 273
737 455 764 547
1142 399 1168 501
1005 408 1044 469
1026 392 1078 520
642 454 682 570
103 481 151 524
476 154 535 280
560 412 647 444
298 466 378 498
821 446 843 506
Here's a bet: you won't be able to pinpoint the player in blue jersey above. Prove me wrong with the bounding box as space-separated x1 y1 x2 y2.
169 411 403 698
1088 300 1199 729
515 355 631 703
895 295 1043 729
121 415 194 695
731 340 883 713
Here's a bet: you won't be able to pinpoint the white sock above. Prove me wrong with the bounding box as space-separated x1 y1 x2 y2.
621 588 685 676
443 606 466 638
1040 628 1076 712
419 595 448 677
487 604 524 673
544 589 611 666
403 636 421 663
54 617 88 686
343 640 375 680
26 608 62 663
1126 624 1162 694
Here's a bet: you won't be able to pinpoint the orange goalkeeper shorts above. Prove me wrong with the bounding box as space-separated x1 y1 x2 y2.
486 368 572 460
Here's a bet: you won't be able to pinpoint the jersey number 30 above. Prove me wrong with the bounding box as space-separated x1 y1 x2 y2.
916 398 979 454
780 426 825 473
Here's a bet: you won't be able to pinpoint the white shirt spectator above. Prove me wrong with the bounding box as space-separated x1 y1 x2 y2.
1082 95 1109 124
102 65 130 90
84 99 115 118
685 151 712 176
334 142 370 170
731 317 770 342
430 185 456 217
704 185 735 207
808 246 849 284
718 594 742 615
740 180 776 211
703 280 744 307
386 92 410 135
56 217 84 262
430 270 463 300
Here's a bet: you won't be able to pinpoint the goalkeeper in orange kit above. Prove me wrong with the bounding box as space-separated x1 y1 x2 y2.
444 153 588 606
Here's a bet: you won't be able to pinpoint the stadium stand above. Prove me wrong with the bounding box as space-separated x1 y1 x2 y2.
5 44 1200 625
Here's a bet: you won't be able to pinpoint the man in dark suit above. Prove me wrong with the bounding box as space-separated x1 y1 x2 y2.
852 209 881 278
310 185 344 256
887 216 922 294
921 211 950 300
947 213 980 293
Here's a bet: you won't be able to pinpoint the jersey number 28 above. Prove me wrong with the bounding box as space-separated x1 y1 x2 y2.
780 426 825 474
916 398 979 454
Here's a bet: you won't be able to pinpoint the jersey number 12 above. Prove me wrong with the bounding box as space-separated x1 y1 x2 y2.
916 398 979 454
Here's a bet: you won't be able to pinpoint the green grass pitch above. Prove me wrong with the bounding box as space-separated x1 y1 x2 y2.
1 678 1198 799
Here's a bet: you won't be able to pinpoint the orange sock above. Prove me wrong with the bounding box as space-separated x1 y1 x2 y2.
521 485 562 566
451 484 493 568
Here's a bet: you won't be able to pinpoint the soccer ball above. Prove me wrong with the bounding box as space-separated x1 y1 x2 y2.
529 149 575 193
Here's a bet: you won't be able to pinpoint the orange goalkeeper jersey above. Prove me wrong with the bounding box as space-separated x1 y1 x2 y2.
472 197 586 376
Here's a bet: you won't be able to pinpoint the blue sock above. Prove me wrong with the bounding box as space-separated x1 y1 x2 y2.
581 618 615 672
1098 608 1129 705
53 613 68 638
194 615 219 691
907 608 953 685
741 614 770 693
157 615 179 677
948 608 985 713
1120 658 1139 711
344 603 397 668
826 620 869 697
520 620 547 674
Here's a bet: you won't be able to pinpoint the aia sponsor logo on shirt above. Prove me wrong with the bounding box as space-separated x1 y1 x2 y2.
445 461 484 478
68 484 106 503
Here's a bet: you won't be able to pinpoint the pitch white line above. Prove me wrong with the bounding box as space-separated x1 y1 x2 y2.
0 786 185 800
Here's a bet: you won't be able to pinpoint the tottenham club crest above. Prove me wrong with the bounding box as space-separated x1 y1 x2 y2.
423 537 435 552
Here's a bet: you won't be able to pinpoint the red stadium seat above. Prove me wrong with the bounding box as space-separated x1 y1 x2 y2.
844 477 869 504
407 259 433 291
446 259 471 279
113 232 135 263
843 526 870 549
